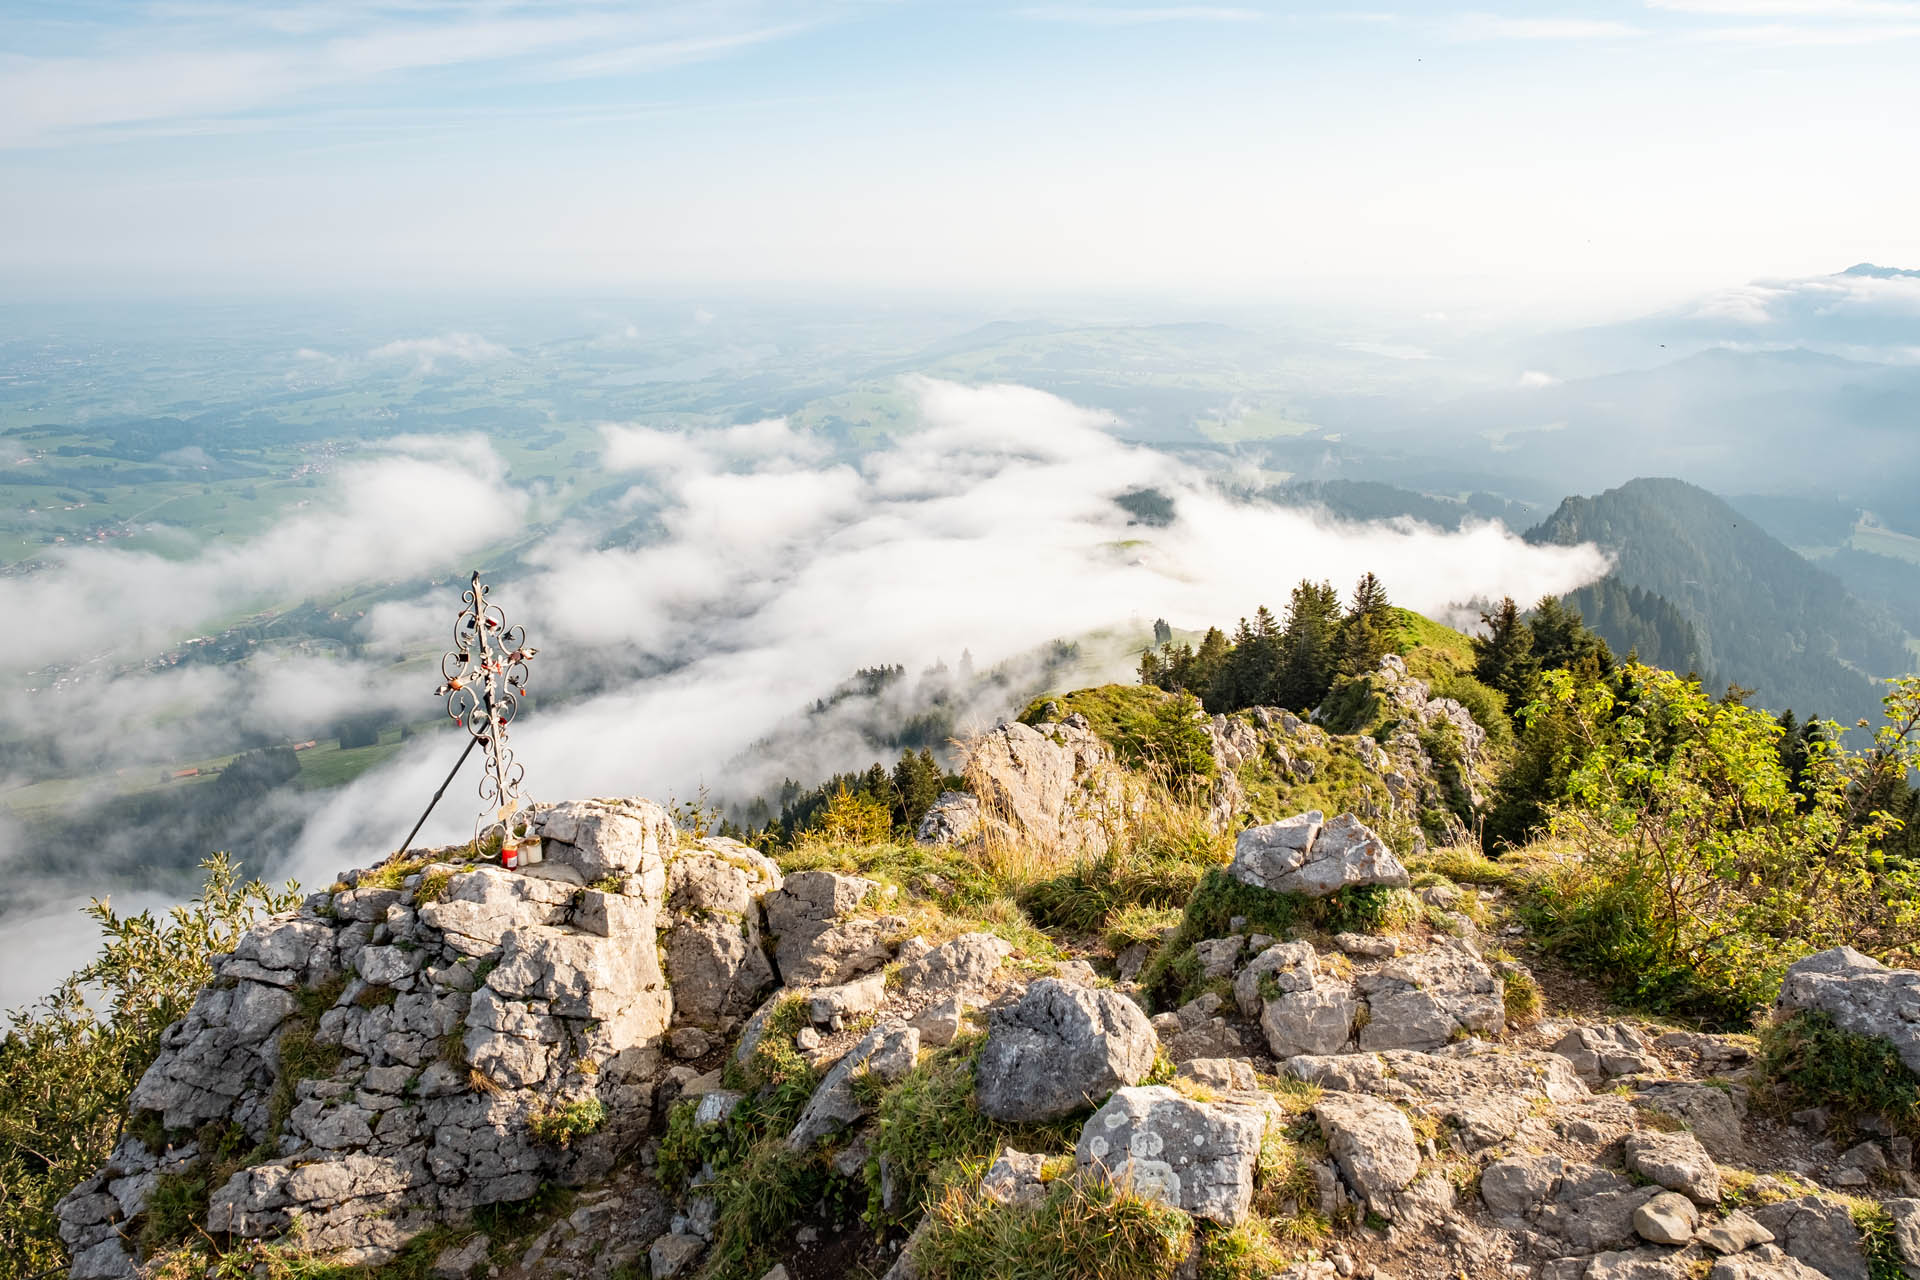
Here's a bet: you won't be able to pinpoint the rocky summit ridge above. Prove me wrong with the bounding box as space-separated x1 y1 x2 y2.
50 658 1920 1280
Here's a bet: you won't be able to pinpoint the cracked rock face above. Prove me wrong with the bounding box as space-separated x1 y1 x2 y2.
975 979 1157 1123
1076 1085 1276 1225
1311 1092 1421 1215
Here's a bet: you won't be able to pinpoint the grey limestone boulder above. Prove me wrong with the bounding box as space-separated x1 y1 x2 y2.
1624 1130 1721 1205
659 838 780 1030
975 979 1157 1122
895 931 1012 994
1749 1196 1869 1280
1633 1190 1699 1245
764 870 905 986
1777 946 1920 1076
530 797 675 889
1709 1245 1834 1279
916 791 982 846
1229 810 1409 898
1311 1093 1422 1215
1355 939 1503 1052
1076 1085 1275 1225
1553 1022 1664 1086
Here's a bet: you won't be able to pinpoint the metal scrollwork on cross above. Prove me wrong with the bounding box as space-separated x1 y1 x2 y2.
436 570 537 860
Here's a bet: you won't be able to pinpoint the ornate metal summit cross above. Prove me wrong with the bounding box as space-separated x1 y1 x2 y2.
395 570 538 864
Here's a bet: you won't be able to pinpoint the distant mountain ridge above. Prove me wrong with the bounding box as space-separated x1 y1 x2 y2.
1525 477 1911 723
1842 263 1920 279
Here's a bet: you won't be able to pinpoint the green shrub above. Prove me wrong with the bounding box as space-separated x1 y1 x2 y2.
1757 1011 1920 1132
526 1098 606 1147
865 1038 1079 1227
1522 667 1920 1027
911 1172 1193 1280
0 856 299 1277
704 1137 829 1279
1430 670 1513 754
140 1169 211 1254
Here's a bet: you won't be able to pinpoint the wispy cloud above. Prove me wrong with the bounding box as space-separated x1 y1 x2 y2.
0 2 830 148
1016 5 1265 25
1452 14 1646 39
367 332 511 373
1647 0 1920 13
1682 18 1920 37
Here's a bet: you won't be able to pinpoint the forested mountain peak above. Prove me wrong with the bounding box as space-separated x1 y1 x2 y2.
1524 477 1912 723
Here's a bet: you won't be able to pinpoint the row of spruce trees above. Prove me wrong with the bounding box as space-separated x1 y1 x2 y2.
1137 573 1396 715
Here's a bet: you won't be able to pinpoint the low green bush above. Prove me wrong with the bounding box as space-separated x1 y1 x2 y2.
1757 1010 1920 1132
526 1098 606 1147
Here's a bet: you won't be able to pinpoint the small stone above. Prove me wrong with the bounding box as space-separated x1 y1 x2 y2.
1177 1058 1257 1091
670 1026 712 1059
1334 932 1396 958
912 996 967 1047
430 1235 490 1280
1791 1106 1831 1133
1697 1210 1774 1254
1633 1190 1699 1245
795 1026 823 1051
1624 1130 1721 1205
649 1232 706 1278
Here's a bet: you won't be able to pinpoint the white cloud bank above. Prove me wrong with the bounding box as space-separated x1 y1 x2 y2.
0 378 1608 1008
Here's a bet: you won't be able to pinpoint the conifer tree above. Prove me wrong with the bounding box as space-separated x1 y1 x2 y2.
1529 595 1611 674
1152 617 1173 648
1473 596 1538 708
1337 573 1394 677
1275 579 1341 709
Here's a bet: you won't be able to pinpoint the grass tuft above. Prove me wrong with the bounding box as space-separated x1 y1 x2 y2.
911 1171 1194 1280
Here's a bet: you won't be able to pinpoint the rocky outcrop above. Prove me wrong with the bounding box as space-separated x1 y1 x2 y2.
947 714 1138 855
1228 810 1409 898
1232 933 1504 1061
658 836 781 1039
57 798 702 1273
975 979 1157 1122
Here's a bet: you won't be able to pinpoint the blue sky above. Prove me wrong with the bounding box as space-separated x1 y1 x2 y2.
3 1 1917 310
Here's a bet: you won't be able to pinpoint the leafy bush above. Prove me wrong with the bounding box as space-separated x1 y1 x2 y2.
526 1098 607 1147
1525 666 1920 1026
1757 1011 1920 1132
0 856 299 1277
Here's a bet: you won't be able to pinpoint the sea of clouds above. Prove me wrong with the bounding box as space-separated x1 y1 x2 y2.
0 377 1610 1008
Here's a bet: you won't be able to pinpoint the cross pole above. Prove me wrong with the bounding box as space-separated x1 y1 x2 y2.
396 569 538 864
